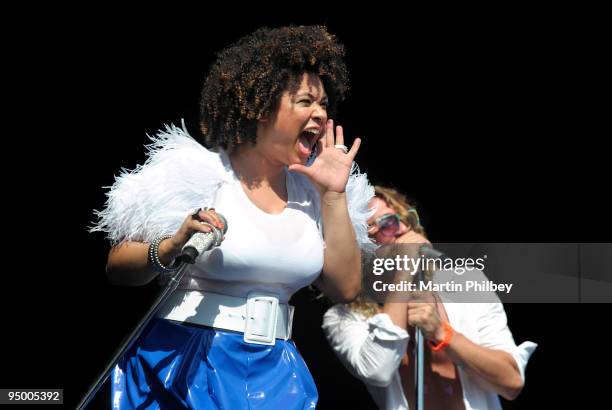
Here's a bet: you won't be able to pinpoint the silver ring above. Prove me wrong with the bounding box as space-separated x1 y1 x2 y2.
334 144 348 154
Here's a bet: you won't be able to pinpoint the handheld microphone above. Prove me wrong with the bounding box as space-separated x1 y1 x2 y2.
180 214 228 264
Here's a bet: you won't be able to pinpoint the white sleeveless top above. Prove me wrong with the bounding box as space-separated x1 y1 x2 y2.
185 165 324 302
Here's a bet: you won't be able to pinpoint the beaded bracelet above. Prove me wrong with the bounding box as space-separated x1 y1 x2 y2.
148 234 178 274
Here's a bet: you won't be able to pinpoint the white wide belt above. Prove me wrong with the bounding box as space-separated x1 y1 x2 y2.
156 289 294 346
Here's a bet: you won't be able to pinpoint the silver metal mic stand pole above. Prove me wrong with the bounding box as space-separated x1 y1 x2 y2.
77 261 189 409
414 264 425 410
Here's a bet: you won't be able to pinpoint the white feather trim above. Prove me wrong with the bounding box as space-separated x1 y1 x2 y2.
89 123 231 244
90 122 377 254
346 162 377 255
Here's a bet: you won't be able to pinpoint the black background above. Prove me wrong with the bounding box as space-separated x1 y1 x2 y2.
3 6 610 409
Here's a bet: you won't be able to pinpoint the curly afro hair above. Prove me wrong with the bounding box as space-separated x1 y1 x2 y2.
199 25 349 151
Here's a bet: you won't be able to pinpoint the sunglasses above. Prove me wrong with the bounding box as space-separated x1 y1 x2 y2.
373 213 401 237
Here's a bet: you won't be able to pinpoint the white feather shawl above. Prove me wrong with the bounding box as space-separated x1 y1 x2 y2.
90 123 376 253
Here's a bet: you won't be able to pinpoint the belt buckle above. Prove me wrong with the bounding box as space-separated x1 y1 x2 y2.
244 292 279 345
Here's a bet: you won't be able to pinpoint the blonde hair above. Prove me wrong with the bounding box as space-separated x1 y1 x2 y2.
348 185 428 318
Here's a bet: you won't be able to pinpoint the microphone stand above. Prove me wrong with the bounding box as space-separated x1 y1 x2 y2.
77 262 188 409
414 263 425 410
413 245 448 410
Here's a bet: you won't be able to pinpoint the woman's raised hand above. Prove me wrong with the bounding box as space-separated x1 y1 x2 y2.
289 119 361 195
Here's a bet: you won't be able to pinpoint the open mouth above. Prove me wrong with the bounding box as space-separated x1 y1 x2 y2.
297 129 321 158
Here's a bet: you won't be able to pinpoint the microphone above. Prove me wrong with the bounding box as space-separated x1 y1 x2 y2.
419 245 449 260
180 214 228 264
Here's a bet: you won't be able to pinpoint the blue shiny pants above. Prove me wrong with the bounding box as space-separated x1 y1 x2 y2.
111 318 318 409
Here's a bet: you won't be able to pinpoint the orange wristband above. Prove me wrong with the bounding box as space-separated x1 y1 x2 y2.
429 321 454 351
